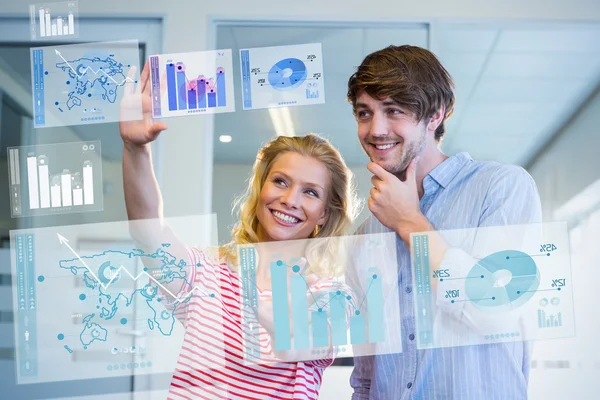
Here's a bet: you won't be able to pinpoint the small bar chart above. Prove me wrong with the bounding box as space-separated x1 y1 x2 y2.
29 1 79 40
239 234 403 364
150 50 235 118
7 141 103 218
538 309 563 328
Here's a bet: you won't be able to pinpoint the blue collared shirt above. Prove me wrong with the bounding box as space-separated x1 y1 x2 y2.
350 152 542 400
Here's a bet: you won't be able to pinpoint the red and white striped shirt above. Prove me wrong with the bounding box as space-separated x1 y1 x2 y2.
165 247 334 400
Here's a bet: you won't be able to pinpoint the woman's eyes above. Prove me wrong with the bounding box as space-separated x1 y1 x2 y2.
273 178 319 198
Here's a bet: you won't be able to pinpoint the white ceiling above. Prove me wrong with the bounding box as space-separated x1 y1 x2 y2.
214 23 600 167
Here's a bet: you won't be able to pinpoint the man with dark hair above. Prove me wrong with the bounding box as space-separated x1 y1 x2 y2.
348 45 541 399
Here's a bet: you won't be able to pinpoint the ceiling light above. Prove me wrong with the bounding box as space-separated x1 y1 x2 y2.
268 107 296 137
219 135 232 143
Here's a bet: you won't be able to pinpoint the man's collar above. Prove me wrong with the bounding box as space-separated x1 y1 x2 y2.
427 152 473 189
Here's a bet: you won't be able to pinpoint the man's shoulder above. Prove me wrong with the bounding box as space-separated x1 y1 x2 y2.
457 157 534 188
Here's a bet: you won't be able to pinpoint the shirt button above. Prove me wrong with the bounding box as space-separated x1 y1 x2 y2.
407 382 413 389
405 286 412 293
409 334 415 340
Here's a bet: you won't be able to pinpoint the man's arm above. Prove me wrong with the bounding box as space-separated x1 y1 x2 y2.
350 355 374 399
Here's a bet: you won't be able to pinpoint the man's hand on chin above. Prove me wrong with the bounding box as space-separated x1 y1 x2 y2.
367 157 433 244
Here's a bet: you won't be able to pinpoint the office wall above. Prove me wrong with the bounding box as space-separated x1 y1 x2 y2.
2 0 599 219
528 87 600 218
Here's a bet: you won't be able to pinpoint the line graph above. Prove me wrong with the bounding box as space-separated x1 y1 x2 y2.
54 49 135 86
57 233 212 304
31 40 141 128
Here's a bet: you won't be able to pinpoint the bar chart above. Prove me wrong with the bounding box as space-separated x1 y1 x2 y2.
238 233 403 364
538 309 563 328
150 50 235 118
29 1 79 40
7 141 103 218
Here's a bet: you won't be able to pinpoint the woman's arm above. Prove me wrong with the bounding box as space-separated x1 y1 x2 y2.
119 62 192 302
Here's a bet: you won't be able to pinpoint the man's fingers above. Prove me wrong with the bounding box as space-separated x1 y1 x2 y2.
369 187 378 199
370 175 384 190
367 197 375 212
406 156 420 182
367 162 393 181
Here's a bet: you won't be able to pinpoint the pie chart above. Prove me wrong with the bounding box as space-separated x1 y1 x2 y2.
465 250 540 310
268 58 307 90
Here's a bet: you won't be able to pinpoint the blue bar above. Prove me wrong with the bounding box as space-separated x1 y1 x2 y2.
216 67 226 107
207 91 216 108
166 62 177 111
150 56 163 116
176 69 187 110
538 309 544 328
271 261 291 351
187 88 197 109
16 234 38 377
197 77 207 108
26 234 36 310
239 247 259 360
350 316 366 345
290 275 309 350
330 292 347 346
367 268 385 343
32 49 45 127
312 310 328 348
558 312 562 327
240 50 252 109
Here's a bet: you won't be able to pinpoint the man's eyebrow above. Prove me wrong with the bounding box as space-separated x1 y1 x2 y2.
382 100 402 107
354 102 369 109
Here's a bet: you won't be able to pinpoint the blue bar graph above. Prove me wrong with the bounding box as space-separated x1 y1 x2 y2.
166 62 177 111
176 63 187 110
312 310 328 348
217 67 226 107
367 268 385 343
271 261 291 351
207 90 216 108
187 87 197 109
330 292 346 346
197 77 207 108
350 316 366 345
290 275 309 350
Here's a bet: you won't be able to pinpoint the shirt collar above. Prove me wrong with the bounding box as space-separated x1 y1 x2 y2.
426 152 473 189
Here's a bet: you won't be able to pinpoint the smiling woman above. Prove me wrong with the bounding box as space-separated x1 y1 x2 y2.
120 69 361 397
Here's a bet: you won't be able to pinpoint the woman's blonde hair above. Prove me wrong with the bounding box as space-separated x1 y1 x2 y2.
224 134 360 276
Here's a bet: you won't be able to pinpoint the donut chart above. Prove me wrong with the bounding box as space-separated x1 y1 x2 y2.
268 58 307 90
98 261 120 285
465 250 540 309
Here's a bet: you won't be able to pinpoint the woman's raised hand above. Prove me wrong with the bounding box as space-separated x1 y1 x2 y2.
119 62 168 147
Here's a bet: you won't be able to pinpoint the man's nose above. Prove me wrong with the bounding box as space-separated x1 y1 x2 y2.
369 113 388 137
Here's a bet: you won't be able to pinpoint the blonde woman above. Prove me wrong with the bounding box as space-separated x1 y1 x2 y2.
120 64 359 399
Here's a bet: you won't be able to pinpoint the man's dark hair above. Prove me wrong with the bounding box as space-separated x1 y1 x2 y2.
347 45 455 142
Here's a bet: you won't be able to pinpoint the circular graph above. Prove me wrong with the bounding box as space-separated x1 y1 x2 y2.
98 261 121 285
465 250 540 310
268 58 307 90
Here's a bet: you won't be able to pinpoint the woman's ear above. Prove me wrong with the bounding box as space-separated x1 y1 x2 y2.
317 207 329 227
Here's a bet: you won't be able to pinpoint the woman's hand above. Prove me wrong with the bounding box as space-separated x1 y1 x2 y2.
119 62 168 148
